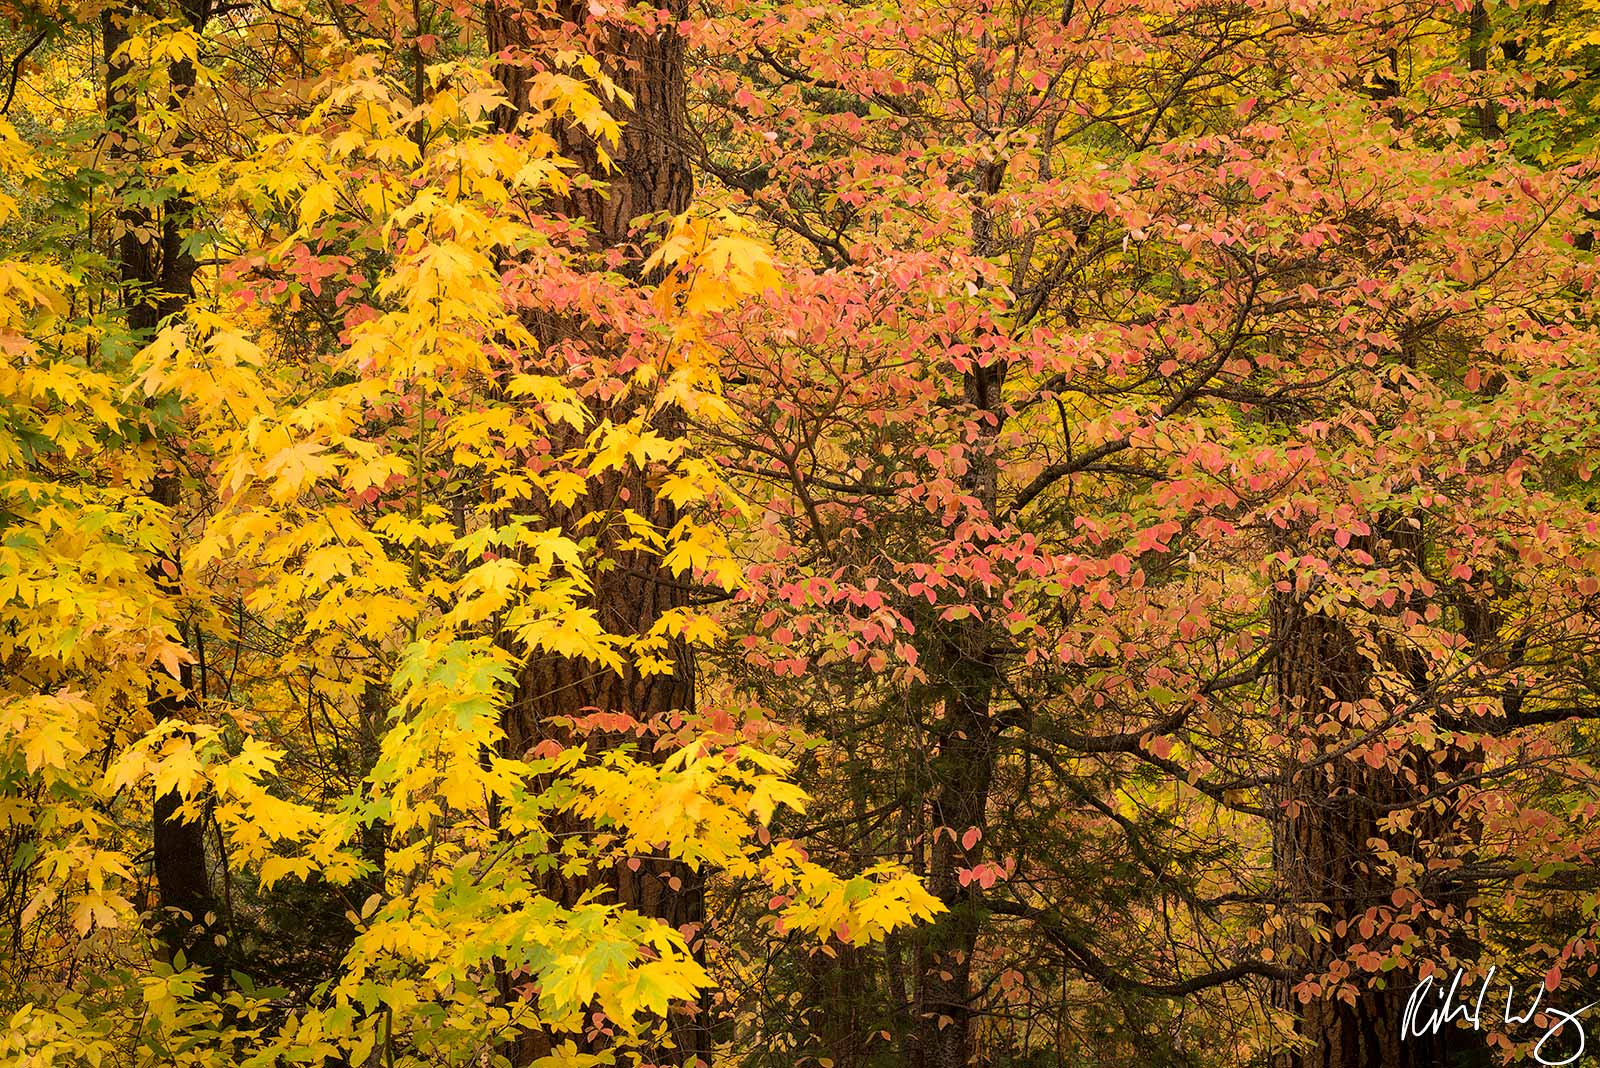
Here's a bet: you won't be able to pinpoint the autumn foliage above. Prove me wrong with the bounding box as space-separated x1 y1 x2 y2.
1 0 1600 1067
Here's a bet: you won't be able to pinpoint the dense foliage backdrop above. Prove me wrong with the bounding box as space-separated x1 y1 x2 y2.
3 0 1600 1066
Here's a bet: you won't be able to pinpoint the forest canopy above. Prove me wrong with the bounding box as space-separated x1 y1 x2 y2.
2 0 1600 1067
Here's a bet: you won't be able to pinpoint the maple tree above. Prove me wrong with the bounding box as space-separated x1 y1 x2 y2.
1 1 1600 1068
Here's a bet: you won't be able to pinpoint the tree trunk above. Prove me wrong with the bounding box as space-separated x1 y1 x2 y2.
1468 2 1501 139
910 342 1005 1068
1269 601 1419 1068
1269 518 1489 1068
913 683 997 1068
486 2 703 1064
103 0 222 986
799 941 871 1068
487 0 692 253
1271 55 1486 1049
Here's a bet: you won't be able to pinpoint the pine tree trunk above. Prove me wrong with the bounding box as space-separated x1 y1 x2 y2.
487 0 692 253
1269 518 1489 1068
1269 602 1426 1068
486 2 703 1064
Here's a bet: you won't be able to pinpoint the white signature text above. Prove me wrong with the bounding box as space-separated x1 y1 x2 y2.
1401 965 1597 1067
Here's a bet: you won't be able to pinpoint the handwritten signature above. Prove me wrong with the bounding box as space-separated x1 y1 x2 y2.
1401 965 1597 1067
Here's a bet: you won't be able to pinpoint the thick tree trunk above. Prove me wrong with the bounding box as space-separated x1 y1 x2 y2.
502 634 707 1065
486 2 703 1064
1269 519 1489 1068
1269 604 1425 1068
104 0 221 985
488 0 692 253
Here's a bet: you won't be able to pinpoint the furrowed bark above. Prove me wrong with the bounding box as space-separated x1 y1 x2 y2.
1268 518 1489 1068
487 1 704 1063
1269 48 1515 1067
